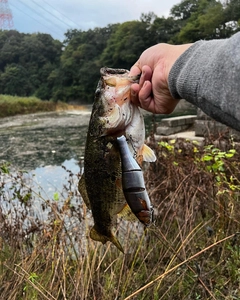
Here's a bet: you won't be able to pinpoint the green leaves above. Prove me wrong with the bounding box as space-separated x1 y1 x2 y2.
53 192 59 201
158 141 175 152
201 145 240 192
202 146 236 173
157 139 239 193
0 162 10 174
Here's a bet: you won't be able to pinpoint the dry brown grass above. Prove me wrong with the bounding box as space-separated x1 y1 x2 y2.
0 136 240 299
0 94 87 118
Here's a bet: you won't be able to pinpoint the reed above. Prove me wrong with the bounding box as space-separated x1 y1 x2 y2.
0 94 69 118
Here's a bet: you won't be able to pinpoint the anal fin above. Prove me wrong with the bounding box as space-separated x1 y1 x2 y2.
118 203 138 222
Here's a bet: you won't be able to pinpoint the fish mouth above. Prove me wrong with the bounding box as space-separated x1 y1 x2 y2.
101 67 128 76
100 67 141 83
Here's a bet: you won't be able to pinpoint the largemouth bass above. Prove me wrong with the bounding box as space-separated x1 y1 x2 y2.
78 67 156 253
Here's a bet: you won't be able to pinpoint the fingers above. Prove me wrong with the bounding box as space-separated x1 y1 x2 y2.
138 81 155 112
129 64 141 77
131 80 154 112
139 80 152 100
129 62 142 106
130 83 140 106
139 65 152 87
130 65 154 108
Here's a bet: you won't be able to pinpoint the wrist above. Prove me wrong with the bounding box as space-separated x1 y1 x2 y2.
167 44 193 79
167 44 194 99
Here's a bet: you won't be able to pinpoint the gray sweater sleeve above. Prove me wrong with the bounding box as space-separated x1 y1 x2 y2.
168 32 240 131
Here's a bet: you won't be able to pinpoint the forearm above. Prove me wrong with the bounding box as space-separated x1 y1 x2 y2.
168 32 240 131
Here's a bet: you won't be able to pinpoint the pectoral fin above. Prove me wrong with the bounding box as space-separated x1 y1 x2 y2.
138 144 156 163
90 226 124 253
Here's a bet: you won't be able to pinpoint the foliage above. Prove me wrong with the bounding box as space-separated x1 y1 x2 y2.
0 31 62 100
180 0 226 42
100 19 157 69
0 0 239 105
1 137 240 299
170 0 240 42
52 25 119 103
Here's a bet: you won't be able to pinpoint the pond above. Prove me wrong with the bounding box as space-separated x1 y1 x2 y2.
0 110 90 194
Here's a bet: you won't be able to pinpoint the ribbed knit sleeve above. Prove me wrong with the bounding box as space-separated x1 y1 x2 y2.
168 32 240 131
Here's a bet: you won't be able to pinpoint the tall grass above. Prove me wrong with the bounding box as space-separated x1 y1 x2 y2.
0 95 69 118
0 136 240 299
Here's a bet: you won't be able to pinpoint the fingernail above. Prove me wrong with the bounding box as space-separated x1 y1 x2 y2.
143 81 148 88
131 90 137 97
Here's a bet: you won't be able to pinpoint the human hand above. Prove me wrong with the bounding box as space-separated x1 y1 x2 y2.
129 43 192 114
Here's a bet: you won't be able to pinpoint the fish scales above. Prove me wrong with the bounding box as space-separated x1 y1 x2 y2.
84 134 124 244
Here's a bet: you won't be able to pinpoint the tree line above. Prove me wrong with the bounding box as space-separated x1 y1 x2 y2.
0 0 239 104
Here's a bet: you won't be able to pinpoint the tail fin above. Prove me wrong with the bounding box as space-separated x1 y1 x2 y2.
90 226 124 253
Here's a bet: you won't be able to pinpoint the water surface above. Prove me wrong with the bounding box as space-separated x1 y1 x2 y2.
0 110 90 170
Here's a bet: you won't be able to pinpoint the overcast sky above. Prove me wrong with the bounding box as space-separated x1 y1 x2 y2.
7 0 180 41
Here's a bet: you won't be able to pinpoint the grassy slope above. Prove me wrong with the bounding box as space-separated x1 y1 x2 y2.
0 94 72 118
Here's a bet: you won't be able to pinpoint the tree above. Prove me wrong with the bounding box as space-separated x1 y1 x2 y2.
223 0 240 22
172 0 239 43
174 0 226 42
170 0 199 21
0 31 62 99
0 30 23 70
100 20 157 69
0 64 32 96
222 0 240 35
0 1 239 104
53 25 117 103
150 16 181 44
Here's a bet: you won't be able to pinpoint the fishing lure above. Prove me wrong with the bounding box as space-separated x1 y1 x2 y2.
117 135 153 226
